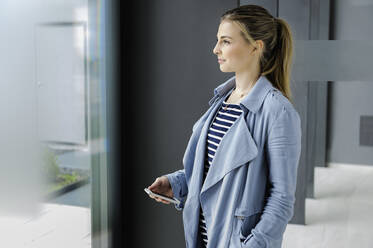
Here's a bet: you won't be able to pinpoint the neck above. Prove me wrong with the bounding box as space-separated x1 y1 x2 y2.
234 68 261 93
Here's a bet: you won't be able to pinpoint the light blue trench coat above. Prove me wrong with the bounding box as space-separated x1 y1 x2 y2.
164 75 302 248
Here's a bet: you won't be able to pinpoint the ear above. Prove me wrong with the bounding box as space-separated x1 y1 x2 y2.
254 40 264 51
251 40 264 56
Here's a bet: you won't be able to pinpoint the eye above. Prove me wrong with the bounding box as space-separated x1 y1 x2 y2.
216 39 230 44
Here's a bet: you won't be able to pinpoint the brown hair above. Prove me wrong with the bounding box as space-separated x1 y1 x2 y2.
221 4 294 101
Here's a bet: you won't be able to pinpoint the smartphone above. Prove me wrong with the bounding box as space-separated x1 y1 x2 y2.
144 188 180 205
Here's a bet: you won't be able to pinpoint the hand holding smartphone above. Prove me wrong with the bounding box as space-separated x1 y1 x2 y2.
144 188 180 205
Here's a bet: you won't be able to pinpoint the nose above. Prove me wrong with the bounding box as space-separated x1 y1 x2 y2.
213 42 220 55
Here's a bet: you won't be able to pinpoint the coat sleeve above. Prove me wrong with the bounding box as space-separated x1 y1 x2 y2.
242 106 302 248
163 169 188 211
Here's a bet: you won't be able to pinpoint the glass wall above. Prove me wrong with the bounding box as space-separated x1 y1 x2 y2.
0 0 110 247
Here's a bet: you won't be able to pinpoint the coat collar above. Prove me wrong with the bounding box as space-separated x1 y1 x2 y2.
208 75 274 114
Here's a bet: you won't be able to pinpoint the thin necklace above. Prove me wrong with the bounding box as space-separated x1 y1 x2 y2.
223 73 259 111
223 87 251 111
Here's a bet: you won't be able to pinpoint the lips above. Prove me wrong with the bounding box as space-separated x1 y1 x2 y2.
218 59 225 63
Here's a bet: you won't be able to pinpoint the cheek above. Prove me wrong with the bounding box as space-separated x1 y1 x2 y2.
225 46 247 62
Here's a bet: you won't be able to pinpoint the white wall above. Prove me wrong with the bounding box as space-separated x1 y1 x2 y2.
0 0 89 146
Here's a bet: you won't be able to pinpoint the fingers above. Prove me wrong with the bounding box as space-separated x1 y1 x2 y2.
158 198 170 204
147 192 170 204
148 177 161 191
149 194 170 204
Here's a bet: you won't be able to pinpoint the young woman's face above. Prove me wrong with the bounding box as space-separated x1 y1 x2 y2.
213 20 257 73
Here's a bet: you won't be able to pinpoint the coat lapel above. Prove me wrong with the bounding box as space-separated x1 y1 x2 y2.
187 94 225 195
200 110 258 197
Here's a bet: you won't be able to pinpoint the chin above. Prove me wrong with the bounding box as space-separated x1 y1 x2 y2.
219 63 235 72
219 66 233 73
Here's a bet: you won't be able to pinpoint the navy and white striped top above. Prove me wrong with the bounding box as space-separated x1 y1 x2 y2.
199 95 243 247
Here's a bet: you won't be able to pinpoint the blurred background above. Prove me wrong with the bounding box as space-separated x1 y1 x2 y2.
0 0 372 247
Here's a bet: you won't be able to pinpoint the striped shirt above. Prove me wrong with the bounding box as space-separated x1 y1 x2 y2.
199 96 243 247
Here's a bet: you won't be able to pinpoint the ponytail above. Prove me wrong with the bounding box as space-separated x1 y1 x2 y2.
262 18 293 102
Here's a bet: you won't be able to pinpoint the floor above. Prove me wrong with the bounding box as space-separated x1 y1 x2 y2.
0 183 91 248
0 203 91 248
283 163 373 248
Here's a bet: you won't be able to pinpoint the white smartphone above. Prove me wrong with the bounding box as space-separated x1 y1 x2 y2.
144 188 180 205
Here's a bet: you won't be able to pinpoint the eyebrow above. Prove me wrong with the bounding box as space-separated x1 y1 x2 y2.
216 35 233 39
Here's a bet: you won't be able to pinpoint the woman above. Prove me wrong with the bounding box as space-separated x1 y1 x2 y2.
147 4 301 248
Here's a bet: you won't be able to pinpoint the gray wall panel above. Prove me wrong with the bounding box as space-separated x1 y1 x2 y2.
326 0 373 166
306 0 330 200
278 0 310 225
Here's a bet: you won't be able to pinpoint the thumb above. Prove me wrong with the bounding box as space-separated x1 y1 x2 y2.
148 177 161 190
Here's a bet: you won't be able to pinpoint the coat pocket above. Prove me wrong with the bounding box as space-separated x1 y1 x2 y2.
234 208 263 240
